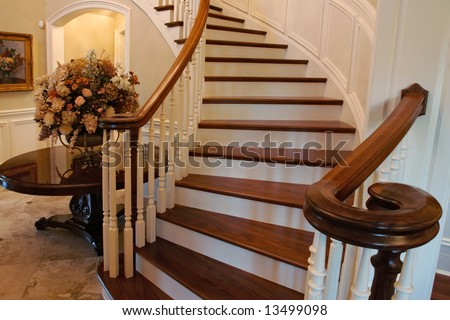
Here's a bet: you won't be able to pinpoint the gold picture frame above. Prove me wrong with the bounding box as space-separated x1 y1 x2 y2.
0 31 33 92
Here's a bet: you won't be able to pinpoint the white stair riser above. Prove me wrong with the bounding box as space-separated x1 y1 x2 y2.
136 255 202 300
206 28 266 42
205 62 308 77
156 220 307 292
204 81 326 97
206 45 287 59
186 157 331 184
175 186 315 231
155 9 174 23
201 103 342 121
196 128 355 150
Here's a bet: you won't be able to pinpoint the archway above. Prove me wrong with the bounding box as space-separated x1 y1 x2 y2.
46 1 131 73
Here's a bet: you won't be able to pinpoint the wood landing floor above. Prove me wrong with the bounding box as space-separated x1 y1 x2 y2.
431 273 450 300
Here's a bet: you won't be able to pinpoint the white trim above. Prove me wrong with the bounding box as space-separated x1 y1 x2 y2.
436 269 450 277
46 1 131 73
443 237 450 247
0 107 36 118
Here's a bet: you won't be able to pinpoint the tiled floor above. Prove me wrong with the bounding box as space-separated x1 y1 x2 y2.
0 187 103 299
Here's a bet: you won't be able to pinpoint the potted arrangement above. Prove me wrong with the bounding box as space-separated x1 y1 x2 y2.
34 50 139 150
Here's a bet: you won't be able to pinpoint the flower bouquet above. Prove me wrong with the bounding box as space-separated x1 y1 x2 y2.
34 50 139 149
0 40 25 78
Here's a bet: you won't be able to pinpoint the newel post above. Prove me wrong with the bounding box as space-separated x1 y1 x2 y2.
369 250 403 300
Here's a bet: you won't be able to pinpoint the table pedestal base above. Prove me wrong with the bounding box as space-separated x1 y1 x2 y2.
35 194 103 255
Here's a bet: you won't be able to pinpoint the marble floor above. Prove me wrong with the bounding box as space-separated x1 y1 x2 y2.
0 187 103 300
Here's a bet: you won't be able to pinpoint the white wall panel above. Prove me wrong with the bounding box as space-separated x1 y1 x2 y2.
323 2 354 88
10 118 46 157
352 25 372 107
0 109 47 163
250 0 287 33
222 0 249 13
287 0 325 56
0 121 9 164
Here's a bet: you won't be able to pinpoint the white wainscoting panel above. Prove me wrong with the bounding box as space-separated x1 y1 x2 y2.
351 23 372 107
322 2 355 89
0 108 47 164
0 121 9 164
250 0 288 33
287 0 325 56
222 0 249 13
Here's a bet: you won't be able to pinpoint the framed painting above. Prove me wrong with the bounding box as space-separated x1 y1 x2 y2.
0 31 33 92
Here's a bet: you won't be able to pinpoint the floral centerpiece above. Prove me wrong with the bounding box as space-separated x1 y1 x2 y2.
0 40 25 78
34 50 139 149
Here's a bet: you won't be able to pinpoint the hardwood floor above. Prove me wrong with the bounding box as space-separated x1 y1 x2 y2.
432 273 450 300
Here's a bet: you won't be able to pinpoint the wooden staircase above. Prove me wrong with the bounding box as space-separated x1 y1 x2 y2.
98 2 356 299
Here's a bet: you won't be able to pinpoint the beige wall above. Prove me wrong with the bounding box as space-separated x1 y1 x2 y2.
0 0 47 111
64 12 117 63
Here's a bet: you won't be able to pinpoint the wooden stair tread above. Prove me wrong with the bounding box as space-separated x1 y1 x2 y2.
206 57 309 64
198 119 355 133
138 237 305 300
205 76 327 82
208 12 245 23
157 205 313 269
203 96 343 105
176 173 308 208
190 145 351 167
155 4 222 12
206 39 288 49
207 24 267 35
97 260 172 300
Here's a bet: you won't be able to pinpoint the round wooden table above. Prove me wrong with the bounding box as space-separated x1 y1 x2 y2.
0 145 118 254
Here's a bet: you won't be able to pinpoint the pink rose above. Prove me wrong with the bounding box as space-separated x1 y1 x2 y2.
82 88 93 97
75 96 86 106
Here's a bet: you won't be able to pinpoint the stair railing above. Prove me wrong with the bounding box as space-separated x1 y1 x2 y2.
303 84 442 300
98 0 210 279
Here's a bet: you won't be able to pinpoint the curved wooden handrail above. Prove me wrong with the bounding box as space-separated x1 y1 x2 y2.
99 0 210 130
304 84 442 251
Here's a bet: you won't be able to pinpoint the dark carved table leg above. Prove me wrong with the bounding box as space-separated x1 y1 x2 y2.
369 250 404 300
34 193 103 255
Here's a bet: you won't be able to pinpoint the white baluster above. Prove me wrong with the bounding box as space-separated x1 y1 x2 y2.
136 128 146 247
166 89 176 209
399 137 408 182
307 233 327 300
146 119 157 243
390 147 402 182
178 74 189 179
350 248 371 300
392 249 416 300
182 0 189 38
123 130 133 278
174 0 181 23
324 238 344 299
304 230 320 299
157 102 167 214
102 129 110 271
337 244 358 299
108 130 119 278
